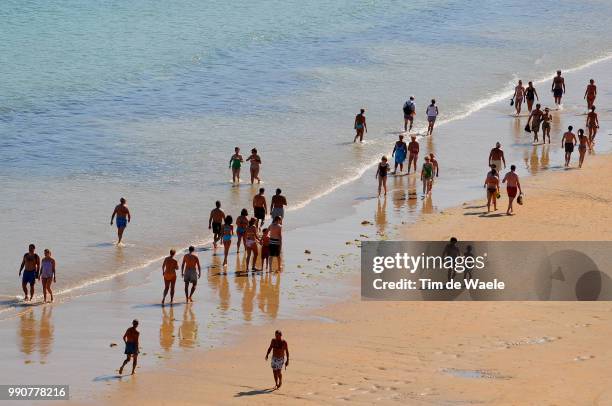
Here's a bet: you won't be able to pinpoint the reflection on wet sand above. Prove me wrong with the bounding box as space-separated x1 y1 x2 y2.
18 305 54 362
375 197 387 235
160 306 175 351
258 272 280 319
422 195 434 214
207 254 231 312
178 305 198 349
524 144 551 174
236 273 256 321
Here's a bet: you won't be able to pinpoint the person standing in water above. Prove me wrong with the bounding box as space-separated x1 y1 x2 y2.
353 108 367 143
561 126 577 167
484 168 499 213
265 330 289 389
161 249 178 305
208 201 226 249
229 147 244 184
40 249 56 303
246 148 262 184
577 129 591 168
391 134 408 174
551 70 565 108
586 106 599 146
421 156 434 196
403 96 416 132
19 244 40 302
488 142 506 173
527 104 544 144
502 165 522 215
426 99 439 136
541 107 552 144
270 189 288 221
375 156 390 197
584 79 597 110
119 320 139 375
110 197 131 245
221 215 234 268
244 218 260 272
512 80 525 116
235 209 249 253
525 81 539 113
253 188 268 228
407 135 419 174
181 246 201 303
261 228 271 272
268 216 283 272
429 153 440 178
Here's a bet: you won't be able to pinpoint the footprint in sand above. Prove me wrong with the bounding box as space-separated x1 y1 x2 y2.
574 355 595 361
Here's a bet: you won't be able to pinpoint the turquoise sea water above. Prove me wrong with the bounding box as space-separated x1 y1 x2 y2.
1 0 612 299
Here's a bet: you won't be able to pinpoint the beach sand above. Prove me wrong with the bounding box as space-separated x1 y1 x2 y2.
82 157 612 405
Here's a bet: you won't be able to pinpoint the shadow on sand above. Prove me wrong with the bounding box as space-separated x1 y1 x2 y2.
234 387 277 397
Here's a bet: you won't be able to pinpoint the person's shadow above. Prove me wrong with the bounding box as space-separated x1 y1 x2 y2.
234 387 277 397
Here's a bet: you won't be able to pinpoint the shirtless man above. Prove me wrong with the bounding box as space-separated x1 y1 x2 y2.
246 148 262 184
586 106 600 145
391 135 408 174
584 79 597 110
265 330 289 389
18 244 40 301
551 70 565 108
527 104 544 143
253 188 268 228
488 142 506 172
270 189 288 222
268 216 283 272
561 126 577 167
208 201 225 248
229 147 244 184
181 246 201 303
502 165 522 215
407 136 419 174
541 107 552 144
403 96 416 132
353 108 367 143
110 198 131 245
162 249 178 305
119 320 139 375
512 80 525 116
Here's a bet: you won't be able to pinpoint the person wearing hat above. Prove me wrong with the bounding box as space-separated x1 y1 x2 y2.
265 330 289 389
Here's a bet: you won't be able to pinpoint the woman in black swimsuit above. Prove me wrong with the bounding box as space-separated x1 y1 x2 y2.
376 156 390 197
525 81 539 113
577 129 590 168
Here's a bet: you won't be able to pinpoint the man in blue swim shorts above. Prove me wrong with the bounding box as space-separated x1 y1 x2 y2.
119 319 140 375
19 244 40 301
110 197 131 245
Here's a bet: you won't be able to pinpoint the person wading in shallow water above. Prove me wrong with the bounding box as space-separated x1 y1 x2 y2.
353 108 367 143
19 244 40 301
110 197 131 245
265 330 289 389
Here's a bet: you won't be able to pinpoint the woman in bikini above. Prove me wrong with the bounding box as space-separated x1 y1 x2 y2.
586 106 599 146
484 169 500 213
161 249 178 305
541 107 552 144
244 218 261 272
221 215 234 268
577 129 591 168
375 156 390 197
525 81 539 113
40 249 56 303
584 79 597 110
513 80 525 116
246 148 262 184
235 209 249 253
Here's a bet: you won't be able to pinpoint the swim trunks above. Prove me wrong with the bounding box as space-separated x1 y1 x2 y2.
269 238 281 257
116 217 128 229
124 342 139 355
553 88 563 98
271 207 284 219
565 142 574 153
184 268 198 283
271 356 285 370
22 270 37 285
427 116 436 123
542 122 550 130
507 186 518 198
491 160 503 172
254 206 266 220
212 222 222 235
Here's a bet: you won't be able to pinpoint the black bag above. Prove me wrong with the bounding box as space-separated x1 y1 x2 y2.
510 98 514 106
403 102 414 115
524 123 531 133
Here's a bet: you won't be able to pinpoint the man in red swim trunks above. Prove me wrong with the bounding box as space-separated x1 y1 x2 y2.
502 165 522 215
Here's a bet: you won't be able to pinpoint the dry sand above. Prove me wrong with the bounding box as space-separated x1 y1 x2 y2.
83 155 612 405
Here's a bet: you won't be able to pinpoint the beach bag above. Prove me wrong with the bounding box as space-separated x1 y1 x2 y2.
524 123 531 133
517 193 524 205
510 98 514 106
403 101 414 115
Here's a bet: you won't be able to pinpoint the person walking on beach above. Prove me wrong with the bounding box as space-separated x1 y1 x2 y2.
110 198 131 245
426 99 439 136
561 126 577 167
542 107 552 144
442 237 460 282
577 129 591 168
236 209 249 253
181 246 201 302
551 70 565 108
586 106 599 146
270 189 288 222
375 156 390 197
253 188 268 228
246 148 262 184
407 136 419 174
209 201 226 249
269 216 283 272
484 168 499 213
353 108 367 143
40 249 56 303
244 218 260 272
584 79 597 110
229 147 244 184
527 104 544 144
261 228 271 272
265 330 289 389
403 96 416 132
162 249 178 305
512 80 525 116
421 156 434 197
488 142 506 173
119 319 139 375
391 134 408 174
502 165 522 215
19 244 40 302
221 215 234 268
525 81 539 113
